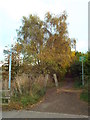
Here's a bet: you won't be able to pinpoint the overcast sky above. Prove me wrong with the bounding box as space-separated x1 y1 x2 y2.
0 0 89 62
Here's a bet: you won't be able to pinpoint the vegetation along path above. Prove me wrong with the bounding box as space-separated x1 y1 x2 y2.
30 79 88 116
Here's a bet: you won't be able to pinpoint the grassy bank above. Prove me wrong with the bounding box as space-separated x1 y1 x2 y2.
80 90 88 102
74 77 89 103
2 87 46 110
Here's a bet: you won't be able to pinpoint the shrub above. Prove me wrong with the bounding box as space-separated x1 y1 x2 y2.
21 87 46 107
10 74 47 108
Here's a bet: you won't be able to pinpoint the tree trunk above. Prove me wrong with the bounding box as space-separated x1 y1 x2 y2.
44 74 48 88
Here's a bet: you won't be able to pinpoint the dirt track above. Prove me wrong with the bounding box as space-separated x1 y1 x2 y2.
30 79 88 115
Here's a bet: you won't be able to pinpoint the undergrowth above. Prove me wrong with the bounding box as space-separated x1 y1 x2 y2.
74 76 89 103
10 87 46 108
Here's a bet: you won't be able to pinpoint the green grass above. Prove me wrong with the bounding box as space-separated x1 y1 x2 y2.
80 90 88 102
11 87 46 107
21 94 39 106
73 77 88 103
21 88 46 107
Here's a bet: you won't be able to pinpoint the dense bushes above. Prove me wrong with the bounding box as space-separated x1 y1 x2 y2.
10 74 46 108
19 87 46 107
70 61 82 78
9 73 55 108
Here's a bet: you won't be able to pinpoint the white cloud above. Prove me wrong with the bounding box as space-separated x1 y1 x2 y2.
76 40 88 53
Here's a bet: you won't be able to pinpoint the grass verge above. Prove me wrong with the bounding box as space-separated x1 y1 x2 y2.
2 87 46 110
80 90 88 102
73 77 88 103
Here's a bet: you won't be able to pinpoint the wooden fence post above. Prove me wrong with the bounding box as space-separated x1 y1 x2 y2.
53 74 58 87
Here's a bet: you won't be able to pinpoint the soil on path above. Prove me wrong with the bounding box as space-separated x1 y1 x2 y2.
30 78 88 115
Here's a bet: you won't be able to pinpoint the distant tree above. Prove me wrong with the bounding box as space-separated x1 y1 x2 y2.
69 51 90 83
